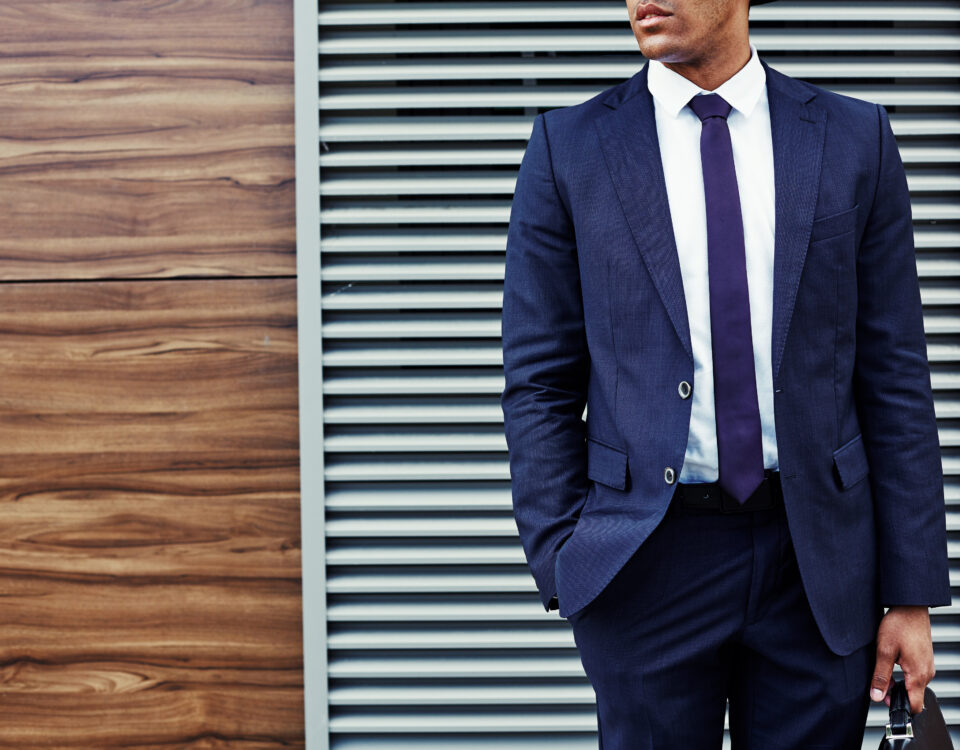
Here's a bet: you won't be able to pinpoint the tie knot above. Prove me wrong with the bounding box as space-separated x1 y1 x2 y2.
688 93 732 122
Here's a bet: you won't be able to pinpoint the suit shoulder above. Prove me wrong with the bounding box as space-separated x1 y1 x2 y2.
538 72 637 134
766 63 879 121
811 81 880 120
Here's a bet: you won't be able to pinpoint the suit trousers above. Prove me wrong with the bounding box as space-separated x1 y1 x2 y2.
565 488 876 749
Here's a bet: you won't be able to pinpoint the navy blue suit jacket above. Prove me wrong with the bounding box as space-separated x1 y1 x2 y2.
500 59 951 656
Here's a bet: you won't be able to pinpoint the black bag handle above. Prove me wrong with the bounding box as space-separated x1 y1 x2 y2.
888 679 912 738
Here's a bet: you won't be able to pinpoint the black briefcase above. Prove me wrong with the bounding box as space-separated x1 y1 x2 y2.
878 678 953 749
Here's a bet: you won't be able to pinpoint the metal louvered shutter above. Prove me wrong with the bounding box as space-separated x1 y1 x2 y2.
302 2 960 748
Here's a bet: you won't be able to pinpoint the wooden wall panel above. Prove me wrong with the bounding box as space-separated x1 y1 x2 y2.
0 279 302 745
0 0 302 745
0 0 295 281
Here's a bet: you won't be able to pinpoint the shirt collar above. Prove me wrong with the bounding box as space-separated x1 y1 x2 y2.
647 43 766 119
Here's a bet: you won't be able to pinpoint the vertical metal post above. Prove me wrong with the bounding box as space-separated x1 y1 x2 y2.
294 0 328 747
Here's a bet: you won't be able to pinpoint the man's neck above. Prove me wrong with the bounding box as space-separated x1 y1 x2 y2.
661 42 752 92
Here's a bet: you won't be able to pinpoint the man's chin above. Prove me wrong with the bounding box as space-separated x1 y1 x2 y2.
635 37 684 62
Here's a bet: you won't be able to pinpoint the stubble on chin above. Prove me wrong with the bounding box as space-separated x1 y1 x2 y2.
636 37 695 65
631 17 697 64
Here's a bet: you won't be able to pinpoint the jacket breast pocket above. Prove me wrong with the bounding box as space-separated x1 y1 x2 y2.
833 432 869 490
586 436 628 490
809 204 858 244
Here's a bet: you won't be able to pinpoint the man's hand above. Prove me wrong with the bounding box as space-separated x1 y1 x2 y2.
870 605 934 714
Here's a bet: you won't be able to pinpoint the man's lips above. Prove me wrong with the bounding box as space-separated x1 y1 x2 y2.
635 2 672 26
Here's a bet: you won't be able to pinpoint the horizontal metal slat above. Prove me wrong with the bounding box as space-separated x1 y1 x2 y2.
328 629 581 650
324 476 960 512
327 622 960 650
320 144 960 168
320 170 954 197
926 341 960 361
933 372 960 389
325 596 960 621
329 684 595 706
318 115 960 141
321 148 525 167
326 455 960 481
318 226 957 254
319 2 960 26
327 571 539 594
322 395 960 422
324 429 960 452
924 286 960 306
325 458 508 481
325 486 512 513
327 707 960 735
321 313 501 338
320 173 518 196
319 29 960 56
322 230 506 253
328 713 597 734
320 116 535 142
320 199 959 224
322 257 505 281
330 707 960 750
935 401 960 419
319 86 603 110
316 373 960 408
320 202 510 224
329 735 948 750
319 85 960 110
327 723 951 743
322 312 960 338
326 517 517 537
327 541 960 571
326 600 579 622
322 285 502 310
328 648 960 676
323 371 505 395
328 653 591 680
327 548 524 566
924 312 960 334
323 343 502 367
323 342 960 372
330 739 607 750
320 57 960 83
919 255 960 277
321 253 950 283
325 402 503 423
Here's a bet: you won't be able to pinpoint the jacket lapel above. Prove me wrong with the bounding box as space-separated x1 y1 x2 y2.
593 60 827 377
594 64 693 362
764 61 827 381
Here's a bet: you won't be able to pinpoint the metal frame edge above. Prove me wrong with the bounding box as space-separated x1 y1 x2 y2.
294 0 328 747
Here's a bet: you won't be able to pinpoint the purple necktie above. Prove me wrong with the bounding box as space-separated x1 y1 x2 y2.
688 93 765 504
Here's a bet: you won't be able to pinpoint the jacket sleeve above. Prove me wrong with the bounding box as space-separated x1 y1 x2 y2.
854 103 951 608
500 112 590 612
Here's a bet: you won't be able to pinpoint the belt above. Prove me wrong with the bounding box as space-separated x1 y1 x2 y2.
673 469 782 513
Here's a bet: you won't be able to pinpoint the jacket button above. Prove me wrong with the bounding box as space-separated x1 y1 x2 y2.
678 380 692 399
664 466 676 484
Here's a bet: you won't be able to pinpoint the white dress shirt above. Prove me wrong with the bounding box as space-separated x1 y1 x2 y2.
647 43 779 483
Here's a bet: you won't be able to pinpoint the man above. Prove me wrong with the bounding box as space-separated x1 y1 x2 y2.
499 0 951 747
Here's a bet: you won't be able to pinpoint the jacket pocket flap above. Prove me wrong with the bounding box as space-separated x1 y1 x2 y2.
586 437 628 490
833 433 869 490
809 204 858 243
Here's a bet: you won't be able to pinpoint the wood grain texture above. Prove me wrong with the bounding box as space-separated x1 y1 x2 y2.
0 0 295 281
0 276 303 746
0 0 303 743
